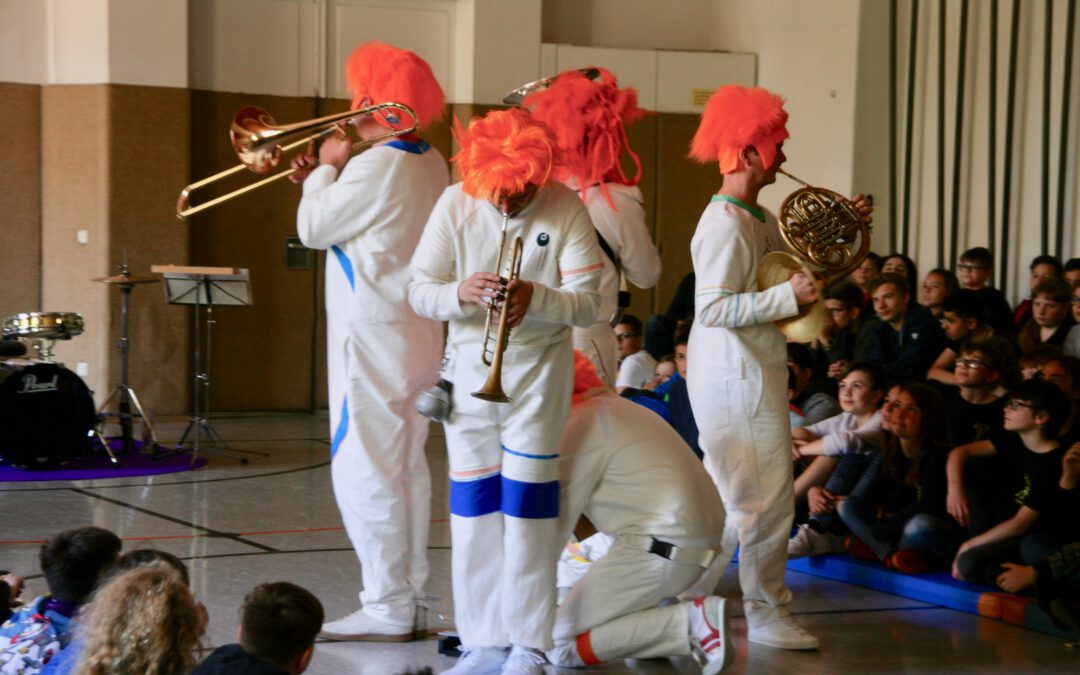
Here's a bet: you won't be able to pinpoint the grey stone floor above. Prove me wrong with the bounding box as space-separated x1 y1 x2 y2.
2 413 1078 673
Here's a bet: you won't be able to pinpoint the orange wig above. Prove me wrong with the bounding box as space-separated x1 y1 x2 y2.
451 108 558 204
689 85 789 174
572 350 609 405
525 67 649 207
345 41 445 131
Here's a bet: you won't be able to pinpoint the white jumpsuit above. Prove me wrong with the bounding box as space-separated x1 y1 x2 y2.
297 139 448 628
547 389 725 667
570 182 661 386
685 196 800 629
409 183 602 651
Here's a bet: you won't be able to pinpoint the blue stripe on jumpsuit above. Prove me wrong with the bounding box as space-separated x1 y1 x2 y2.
330 245 355 290
330 397 349 459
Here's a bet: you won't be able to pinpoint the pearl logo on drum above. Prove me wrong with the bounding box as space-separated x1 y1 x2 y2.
17 373 60 394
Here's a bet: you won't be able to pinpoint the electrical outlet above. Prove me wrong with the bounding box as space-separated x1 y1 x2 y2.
76 362 89 376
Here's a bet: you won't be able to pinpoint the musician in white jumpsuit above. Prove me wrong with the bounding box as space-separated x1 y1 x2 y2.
546 352 733 674
685 85 872 651
409 109 602 675
524 68 661 385
292 41 448 641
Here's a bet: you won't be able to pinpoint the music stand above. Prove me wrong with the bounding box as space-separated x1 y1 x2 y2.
152 265 267 465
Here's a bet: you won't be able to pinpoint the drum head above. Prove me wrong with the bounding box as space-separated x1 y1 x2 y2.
0 363 95 469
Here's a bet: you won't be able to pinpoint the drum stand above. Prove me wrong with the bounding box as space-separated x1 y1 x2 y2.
154 266 267 465
92 265 162 464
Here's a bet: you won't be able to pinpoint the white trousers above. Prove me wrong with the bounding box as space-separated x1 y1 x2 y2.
445 341 573 651
688 362 794 627
327 316 442 626
573 321 618 387
548 537 709 666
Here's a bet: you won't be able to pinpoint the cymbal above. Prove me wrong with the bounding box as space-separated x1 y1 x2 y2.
93 273 160 285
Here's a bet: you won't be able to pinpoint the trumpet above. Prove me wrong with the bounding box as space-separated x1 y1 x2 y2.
473 214 524 403
176 102 419 219
757 170 872 342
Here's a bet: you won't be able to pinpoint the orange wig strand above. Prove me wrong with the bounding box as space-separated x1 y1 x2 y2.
688 85 789 174
572 350 609 405
345 41 445 131
451 109 558 204
525 67 649 208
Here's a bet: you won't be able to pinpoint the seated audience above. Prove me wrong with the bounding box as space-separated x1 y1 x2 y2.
839 383 963 574
1065 258 1080 289
0 573 23 624
614 314 656 392
809 281 866 398
920 268 959 318
955 246 1014 338
74 566 204 675
952 380 1077 585
644 355 676 391
41 549 193 675
1019 344 1064 381
850 252 882 316
0 527 122 675
881 253 918 283
927 290 994 385
1017 276 1075 355
789 363 886 557
866 274 946 385
644 271 694 360
193 582 324 675
787 342 840 425
1041 355 1080 444
1064 282 1080 357
1015 255 1064 328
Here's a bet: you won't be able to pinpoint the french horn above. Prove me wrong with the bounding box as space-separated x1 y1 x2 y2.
758 170 872 342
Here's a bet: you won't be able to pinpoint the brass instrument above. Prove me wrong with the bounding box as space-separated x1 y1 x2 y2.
501 67 601 105
757 170 873 342
473 214 524 403
177 102 419 219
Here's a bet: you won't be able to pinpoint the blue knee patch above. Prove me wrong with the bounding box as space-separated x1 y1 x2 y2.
450 474 501 517
501 477 559 519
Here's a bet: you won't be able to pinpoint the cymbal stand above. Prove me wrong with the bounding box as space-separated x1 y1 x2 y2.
94 264 160 463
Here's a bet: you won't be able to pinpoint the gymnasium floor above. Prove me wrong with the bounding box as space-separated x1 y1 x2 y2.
2 413 1077 674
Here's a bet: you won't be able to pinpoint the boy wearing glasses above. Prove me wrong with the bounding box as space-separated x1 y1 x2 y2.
614 314 656 392
927 290 993 385
952 380 1075 585
955 247 1013 338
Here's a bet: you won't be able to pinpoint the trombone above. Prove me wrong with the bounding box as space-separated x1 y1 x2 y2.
472 214 524 403
176 102 419 219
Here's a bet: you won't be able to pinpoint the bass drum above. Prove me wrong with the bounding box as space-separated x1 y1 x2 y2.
0 362 96 469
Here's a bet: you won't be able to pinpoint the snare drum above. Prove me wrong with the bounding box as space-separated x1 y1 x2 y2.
0 362 95 468
2 312 84 340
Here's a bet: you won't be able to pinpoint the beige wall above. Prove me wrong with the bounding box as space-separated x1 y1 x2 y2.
0 83 42 319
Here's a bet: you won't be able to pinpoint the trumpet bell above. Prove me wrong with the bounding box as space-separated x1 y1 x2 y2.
757 251 826 343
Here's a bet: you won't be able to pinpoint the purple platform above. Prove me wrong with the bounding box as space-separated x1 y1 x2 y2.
0 440 207 482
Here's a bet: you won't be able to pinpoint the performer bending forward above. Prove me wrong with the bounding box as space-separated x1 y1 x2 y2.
410 108 602 674
685 85 871 650
292 42 448 641
525 68 661 385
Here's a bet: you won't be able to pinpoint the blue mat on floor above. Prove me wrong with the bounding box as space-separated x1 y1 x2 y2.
788 555 986 613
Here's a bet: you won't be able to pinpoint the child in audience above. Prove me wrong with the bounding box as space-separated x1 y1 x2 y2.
881 253 918 283
927 290 994 385
920 268 959 318
788 363 885 557
1065 258 1080 288
810 282 866 397
75 566 204 675
838 383 963 574
1064 283 1080 357
1015 255 1064 327
1041 355 1080 445
1018 277 1075 355
193 582 324 675
1018 344 1064 380
952 380 1075 585
955 247 1014 337
0 527 122 675
644 356 676 391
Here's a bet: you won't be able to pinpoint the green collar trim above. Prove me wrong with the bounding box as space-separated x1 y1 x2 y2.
711 194 766 222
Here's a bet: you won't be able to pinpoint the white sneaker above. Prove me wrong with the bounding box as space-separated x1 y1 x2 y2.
689 596 734 674
787 523 844 559
318 609 413 642
443 647 509 675
501 645 547 674
747 614 819 650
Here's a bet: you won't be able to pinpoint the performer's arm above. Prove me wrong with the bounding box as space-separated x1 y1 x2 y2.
608 190 661 289
296 148 394 250
692 223 798 328
408 194 474 322
528 206 603 327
